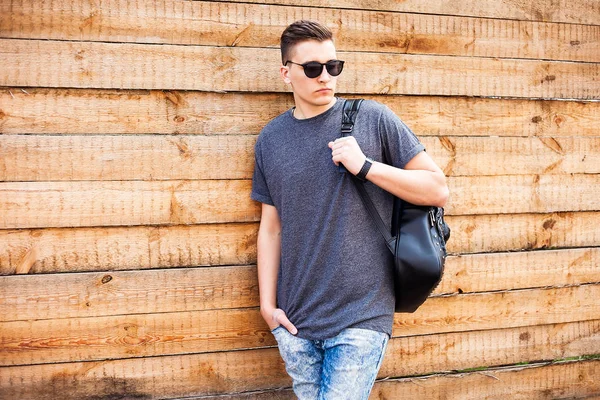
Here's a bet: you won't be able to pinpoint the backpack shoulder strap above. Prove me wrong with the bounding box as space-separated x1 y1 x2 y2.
341 99 395 252
341 99 364 137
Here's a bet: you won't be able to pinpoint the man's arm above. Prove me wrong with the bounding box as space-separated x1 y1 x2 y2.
257 203 298 334
328 137 448 207
366 151 448 206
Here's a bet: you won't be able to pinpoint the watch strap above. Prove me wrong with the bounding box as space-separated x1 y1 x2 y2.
355 157 373 181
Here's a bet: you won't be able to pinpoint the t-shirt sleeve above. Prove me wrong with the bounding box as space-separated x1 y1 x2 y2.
250 138 274 206
378 105 425 168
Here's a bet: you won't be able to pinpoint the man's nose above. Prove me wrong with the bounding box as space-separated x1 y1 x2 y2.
318 66 331 82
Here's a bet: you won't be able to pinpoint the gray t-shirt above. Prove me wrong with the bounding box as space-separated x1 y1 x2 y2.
251 98 425 340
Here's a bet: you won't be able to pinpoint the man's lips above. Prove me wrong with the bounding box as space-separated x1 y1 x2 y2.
316 88 332 93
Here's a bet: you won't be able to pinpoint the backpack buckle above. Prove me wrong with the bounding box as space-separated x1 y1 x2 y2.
341 123 354 135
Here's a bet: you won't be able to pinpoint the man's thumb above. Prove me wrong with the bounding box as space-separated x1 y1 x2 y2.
279 314 298 335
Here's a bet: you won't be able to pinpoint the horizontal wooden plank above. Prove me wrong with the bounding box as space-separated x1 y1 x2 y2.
1 320 598 398
3 89 599 138
0 135 257 181
371 360 600 400
1 135 598 181
2 1 598 63
0 180 261 229
192 361 600 400
1 284 599 365
0 266 260 321
445 211 600 254
448 174 600 215
2 247 599 321
394 284 600 337
0 308 271 366
438 247 600 294
0 223 258 275
2 40 599 99
426 136 600 177
1 211 599 274
222 0 600 26
380 319 600 380
1 174 599 229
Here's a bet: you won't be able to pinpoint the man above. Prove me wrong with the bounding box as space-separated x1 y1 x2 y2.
251 20 448 399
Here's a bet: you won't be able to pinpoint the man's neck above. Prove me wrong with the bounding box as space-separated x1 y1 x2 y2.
293 97 337 120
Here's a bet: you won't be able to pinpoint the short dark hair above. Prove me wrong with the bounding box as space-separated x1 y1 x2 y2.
280 20 333 64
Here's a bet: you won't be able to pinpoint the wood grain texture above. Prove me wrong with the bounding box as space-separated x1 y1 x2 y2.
445 211 600 254
2 0 598 62
2 40 599 99
0 308 273 366
0 266 260 321
0 223 258 275
0 135 257 181
370 360 600 400
424 136 600 177
1 134 598 181
2 248 599 321
1 175 598 229
174 361 600 400
221 0 600 25
380 319 600 378
2 89 599 137
1 285 599 366
447 174 600 215
1 320 598 399
0 180 261 229
437 247 600 294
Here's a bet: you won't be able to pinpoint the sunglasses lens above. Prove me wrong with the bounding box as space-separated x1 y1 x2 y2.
326 61 344 76
303 62 323 78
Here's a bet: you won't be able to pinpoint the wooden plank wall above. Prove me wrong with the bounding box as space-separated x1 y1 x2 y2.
1 0 599 398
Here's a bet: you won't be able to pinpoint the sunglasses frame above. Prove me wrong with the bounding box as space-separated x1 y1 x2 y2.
284 59 345 78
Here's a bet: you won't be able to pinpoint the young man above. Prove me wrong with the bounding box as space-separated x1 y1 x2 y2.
251 20 448 399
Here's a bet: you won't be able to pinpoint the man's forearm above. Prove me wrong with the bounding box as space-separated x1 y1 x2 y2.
257 228 281 313
366 161 448 207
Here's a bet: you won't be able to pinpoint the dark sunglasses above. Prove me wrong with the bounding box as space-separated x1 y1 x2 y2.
284 59 345 78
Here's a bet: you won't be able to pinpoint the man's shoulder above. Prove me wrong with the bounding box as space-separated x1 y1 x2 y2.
357 99 409 130
341 98 397 129
260 109 292 137
362 99 396 118
343 98 384 111
343 98 392 123
254 109 292 153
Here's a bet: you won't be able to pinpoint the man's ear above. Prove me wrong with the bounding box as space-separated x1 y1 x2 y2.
280 65 291 84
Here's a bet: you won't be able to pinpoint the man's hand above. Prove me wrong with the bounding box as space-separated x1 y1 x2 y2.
262 307 298 335
328 136 366 176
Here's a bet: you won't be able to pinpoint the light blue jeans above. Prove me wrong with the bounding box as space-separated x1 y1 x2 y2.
271 326 389 400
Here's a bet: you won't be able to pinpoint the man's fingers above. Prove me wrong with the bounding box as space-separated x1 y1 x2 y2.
329 136 352 147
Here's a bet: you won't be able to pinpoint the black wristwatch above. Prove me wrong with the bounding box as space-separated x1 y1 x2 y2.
355 157 374 181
